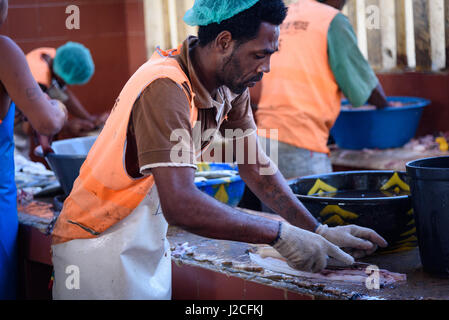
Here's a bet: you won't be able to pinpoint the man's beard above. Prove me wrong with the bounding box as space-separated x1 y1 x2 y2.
220 56 263 95
218 48 247 94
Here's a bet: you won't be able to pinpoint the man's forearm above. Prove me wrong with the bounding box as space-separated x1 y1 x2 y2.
238 161 319 232
367 83 388 109
161 183 280 245
65 89 93 120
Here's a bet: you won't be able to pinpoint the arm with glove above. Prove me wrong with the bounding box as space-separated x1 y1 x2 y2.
271 222 355 273
270 221 387 273
239 136 388 272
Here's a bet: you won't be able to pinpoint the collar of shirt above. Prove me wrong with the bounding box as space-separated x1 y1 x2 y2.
175 36 238 123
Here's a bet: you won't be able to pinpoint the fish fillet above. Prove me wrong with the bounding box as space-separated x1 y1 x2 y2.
249 246 406 286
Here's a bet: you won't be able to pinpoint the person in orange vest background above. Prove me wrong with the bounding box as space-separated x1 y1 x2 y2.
253 0 389 180
50 0 387 300
0 0 67 299
15 42 108 158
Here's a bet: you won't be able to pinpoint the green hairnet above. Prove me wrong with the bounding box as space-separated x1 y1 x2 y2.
184 0 261 26
53 42 95 85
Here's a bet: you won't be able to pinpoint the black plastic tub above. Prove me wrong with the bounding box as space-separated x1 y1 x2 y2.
406 156 449 276
288 171 416 253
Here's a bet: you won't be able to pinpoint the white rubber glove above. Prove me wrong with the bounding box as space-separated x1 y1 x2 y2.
315 224 388 258
273 222 355 273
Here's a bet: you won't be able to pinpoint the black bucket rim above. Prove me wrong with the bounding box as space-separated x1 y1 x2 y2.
296 194 410 204
406 156 449 180
289 170 411 203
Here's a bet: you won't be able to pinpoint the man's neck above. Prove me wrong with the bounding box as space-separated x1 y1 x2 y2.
190 45 219 96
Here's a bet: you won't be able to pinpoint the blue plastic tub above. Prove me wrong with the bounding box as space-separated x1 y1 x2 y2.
331 96 430 150
195 163 245 207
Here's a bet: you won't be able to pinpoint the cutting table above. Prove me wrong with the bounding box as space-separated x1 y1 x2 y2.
18 201 449 300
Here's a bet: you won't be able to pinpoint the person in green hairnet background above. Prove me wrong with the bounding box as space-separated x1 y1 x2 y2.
14 42 108 158
50 0 386 300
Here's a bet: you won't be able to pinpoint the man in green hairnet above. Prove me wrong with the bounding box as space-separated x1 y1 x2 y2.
51 0 387 300
15 42 108 157
13 42 108 158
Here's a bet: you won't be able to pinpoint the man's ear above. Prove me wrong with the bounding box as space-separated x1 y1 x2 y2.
214 31 235 54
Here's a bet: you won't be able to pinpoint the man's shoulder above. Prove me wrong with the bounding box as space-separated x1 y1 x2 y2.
140 77 188 98
329 13 353 31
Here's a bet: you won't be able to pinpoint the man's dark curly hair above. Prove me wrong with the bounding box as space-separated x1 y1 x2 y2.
198 0 288 47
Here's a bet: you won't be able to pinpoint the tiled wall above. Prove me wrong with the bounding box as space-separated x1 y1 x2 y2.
1 0 147 115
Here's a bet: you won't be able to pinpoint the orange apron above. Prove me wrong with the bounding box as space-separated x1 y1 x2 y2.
51 47 200 299
257 0 340 154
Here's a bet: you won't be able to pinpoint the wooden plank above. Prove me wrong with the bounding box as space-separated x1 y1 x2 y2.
172 0 197 46
404 0 416 68
429 0 446 70
356 0 369 59
344 0 358 36
184 0 198 38
157 0 171 50
167 0 179 48
412 0 432 70
445 0 449 69
176 0 187 44
177 0 197 42
365 0 382 69
143 0 166 57
379 0 397 69
395 0 408 68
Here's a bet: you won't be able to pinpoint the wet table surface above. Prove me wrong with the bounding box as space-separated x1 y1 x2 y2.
168 226 449 300
18 199 449 300
330 146 448 171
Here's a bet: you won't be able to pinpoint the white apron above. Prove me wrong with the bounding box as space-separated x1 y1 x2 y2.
51 186 172 300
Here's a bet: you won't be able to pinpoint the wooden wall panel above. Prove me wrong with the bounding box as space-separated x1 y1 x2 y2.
142 0 447 72
429 0 445 71
366 0 382 69
380 0 397 70
412 0 432 70
395 0 409 67
445 0 449 69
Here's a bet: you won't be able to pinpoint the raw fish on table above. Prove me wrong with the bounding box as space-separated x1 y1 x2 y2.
249 246 406 286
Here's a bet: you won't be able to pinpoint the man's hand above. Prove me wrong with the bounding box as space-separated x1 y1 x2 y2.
65 118 96 136
87 112 110 128
368 83 388 109
51 99 69 123
273 222 354 273
316 224 388 258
